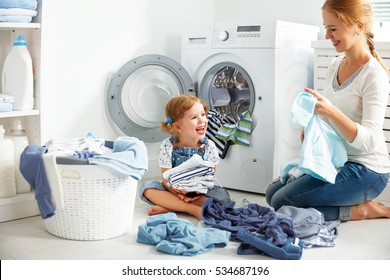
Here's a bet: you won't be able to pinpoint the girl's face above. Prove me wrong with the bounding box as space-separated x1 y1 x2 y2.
322 9 360 53
174 102 208 143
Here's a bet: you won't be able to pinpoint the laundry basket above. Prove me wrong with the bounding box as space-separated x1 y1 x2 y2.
43 159 138 241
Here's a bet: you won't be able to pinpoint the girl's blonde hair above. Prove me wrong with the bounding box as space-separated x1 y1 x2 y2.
322 0 389 71
161 94 208 135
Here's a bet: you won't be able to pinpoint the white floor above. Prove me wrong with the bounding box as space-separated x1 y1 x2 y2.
1 185 390 261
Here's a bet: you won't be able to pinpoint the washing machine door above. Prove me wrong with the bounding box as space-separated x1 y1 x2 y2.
106 54 194 142
198 62 255 122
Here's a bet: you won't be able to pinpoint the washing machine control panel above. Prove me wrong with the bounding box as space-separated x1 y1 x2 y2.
213 22 277 48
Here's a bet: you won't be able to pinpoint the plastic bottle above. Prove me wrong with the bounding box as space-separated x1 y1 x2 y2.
0 125 16 198
8 119 30 193
2 34 34 111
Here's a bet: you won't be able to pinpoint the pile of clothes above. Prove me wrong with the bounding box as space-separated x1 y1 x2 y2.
0 0 38 23
163 154 216 195
0 94 14 112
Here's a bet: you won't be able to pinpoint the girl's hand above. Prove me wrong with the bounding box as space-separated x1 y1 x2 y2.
171 187 200 202
178 193 201 203
304 87 335 118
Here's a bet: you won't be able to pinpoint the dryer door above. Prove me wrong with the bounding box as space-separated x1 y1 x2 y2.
106 55 194 142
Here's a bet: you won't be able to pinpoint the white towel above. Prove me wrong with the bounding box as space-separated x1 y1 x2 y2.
0 8 38 16
163 154 215 180
42 151 69 211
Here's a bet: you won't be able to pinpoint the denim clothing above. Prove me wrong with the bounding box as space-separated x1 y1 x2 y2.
266 161 390 221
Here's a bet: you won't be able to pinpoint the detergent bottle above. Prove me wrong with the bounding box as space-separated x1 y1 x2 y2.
8 119 30 193
0 125 16 198
2 34 34 111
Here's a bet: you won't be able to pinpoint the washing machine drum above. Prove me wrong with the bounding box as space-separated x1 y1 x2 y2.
106 55 194 142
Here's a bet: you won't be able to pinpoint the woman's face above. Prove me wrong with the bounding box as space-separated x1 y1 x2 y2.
322 9 360 53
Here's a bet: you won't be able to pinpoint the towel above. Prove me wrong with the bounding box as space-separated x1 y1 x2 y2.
88 136 148 180
0 94 14 102
162 154 214 180
291 92 348 183
0 0 38 10
0 8 38 16
0 15 32 22
0 102 12 112
42 151 70 211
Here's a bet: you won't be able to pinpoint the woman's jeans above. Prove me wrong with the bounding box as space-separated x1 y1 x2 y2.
265 162 390 221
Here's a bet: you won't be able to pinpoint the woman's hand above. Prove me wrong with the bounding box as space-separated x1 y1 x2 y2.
304 87 335 118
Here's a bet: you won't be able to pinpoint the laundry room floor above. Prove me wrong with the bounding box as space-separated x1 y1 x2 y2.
1 182 390 262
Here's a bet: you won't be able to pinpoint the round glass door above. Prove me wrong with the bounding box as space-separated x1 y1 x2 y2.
198 62 255 123
106 55 194 142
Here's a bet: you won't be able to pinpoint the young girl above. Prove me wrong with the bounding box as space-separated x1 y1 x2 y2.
266 0 390 221
139 94 230 220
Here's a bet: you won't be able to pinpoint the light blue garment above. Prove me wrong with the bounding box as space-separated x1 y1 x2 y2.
0 102 12 112
0 0 37 10
0 15 32 22
291 92 347 183
88 136 148 180
137 212 230 256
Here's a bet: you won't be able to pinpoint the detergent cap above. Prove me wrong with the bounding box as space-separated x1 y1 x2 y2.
13 35 27 46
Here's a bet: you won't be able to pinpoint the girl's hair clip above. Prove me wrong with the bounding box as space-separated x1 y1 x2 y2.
167 117 173 124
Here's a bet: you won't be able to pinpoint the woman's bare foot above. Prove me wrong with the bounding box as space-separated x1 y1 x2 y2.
350 200 390 220
147 205 171 216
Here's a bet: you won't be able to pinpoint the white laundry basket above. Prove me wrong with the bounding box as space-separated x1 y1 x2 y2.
43 162 138 241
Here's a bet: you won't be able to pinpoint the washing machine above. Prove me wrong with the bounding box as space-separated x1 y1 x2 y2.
181 21 318 193
105 21 318 192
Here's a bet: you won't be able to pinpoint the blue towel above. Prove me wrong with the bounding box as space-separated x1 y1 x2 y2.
290 92 347 183
0 102 12 112
88 136 148 180
137 213 230 256
0 0 37 10
0 15 32 22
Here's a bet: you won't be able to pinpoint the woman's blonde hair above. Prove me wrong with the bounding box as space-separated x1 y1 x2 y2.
161 94 208 135
322 0 389 71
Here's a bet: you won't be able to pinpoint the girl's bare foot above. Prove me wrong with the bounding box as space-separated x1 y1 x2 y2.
147 205 171 216
350 201 390 220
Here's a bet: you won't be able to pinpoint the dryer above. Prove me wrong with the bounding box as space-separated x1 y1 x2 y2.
181 21 318 193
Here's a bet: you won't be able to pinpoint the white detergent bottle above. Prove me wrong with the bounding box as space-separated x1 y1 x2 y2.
2 34 34 111
0 125 16 198
8 119 30 193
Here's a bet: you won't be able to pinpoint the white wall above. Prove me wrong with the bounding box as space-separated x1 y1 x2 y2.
40 0 214 143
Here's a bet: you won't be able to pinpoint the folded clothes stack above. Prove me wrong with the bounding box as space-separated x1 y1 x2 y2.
0 94 14 112
0 0 38 23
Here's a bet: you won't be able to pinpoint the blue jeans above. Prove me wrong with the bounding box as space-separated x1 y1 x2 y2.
265 162 389 221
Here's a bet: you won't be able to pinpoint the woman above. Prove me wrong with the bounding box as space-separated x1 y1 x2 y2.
266 0 390 221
